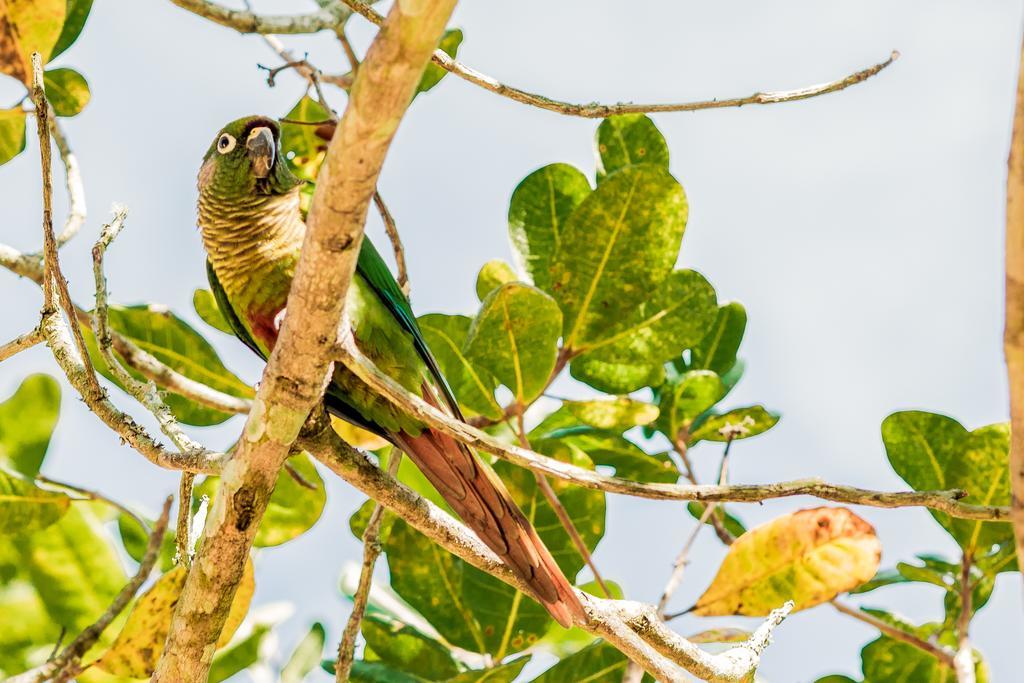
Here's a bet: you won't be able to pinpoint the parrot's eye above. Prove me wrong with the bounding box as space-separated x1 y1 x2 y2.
217 133 236 154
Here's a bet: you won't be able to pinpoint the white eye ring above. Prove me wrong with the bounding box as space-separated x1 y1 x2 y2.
216 133 236 154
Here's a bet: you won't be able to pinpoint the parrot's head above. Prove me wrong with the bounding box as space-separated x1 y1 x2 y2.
199 115 301 199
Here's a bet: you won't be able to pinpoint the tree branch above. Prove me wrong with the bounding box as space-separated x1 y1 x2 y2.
831 600 956 668
299 419 793 682
335 337 1008 520
1004 32 1024 590
335 449 403 682
953 553 975 683
0 327 43 362
7 497 172 683
152 1 460 679
49 116 86 247
168 0 350 35
342 0 897 119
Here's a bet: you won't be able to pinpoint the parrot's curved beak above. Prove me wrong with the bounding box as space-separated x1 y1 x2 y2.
246 126 276 178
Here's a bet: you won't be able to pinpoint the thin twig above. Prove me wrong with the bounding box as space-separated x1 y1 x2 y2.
831 600 956 668
7 497 172 683
342 0 898 119
373 192 409 296
284 459 318 490
334 336 1008 521
48 116 86 246
176 472 195 567
0 327 43 362
35 473 150 534
30 53 102 397
335 450 403 682
336 25 360 72
953 553 975 683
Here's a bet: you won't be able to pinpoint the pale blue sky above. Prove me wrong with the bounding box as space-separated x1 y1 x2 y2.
1 1 1022 680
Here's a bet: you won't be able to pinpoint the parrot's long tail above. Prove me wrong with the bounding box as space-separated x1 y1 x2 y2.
389 403 585 628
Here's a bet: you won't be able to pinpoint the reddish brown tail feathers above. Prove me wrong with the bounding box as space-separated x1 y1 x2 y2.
391 427 586 628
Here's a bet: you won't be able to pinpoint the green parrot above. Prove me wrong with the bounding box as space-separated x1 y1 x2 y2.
197 116 584 628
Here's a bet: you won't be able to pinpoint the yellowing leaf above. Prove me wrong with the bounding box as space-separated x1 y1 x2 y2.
0 0 66 83
331 415 389 450
565 397 658 432
0 468 70 534
695 507 881 616
475 259 517 301
95 559 254 677
0 107 26 166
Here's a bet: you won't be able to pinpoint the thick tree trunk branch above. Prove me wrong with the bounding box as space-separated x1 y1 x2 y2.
342 0 896 119
152 1 459 680
335 337 1008 521
1005 37 1024 589
300 419 792 682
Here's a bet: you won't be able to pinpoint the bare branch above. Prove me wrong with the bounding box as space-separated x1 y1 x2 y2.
7 497 172 683
153 2 460 679
176 472 195 567
373 191 409 296
168 0 350 35
49 116 86 246
335 450 403 682
342 0 897 119
1004 32 1024 588
300 420 793 682
831 600 956 668
954 553 975 683
0 327 43 362
335 337 1008 521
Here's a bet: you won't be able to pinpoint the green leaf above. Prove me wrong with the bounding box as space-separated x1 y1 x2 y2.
83 304 254 426
569 354 665 394
508 163 591 292
0 580 62 676
595 114 670 182
281 622 326 683
258 452 326 547
695 507 881 616
551 164 688 351
193 288 234 334
882 413 1012 553
848 568 909 595
0 374 60 476
340 660 428 682
416 28 463 94
0 469 70 535
0 108 26 166
691 302 747 375
116 512 176 572
549 431 678 484
208 622 273 683
686 502 747 538
13 504 127 633
281 95 330 182
656 370 725 442
417 314 502 419
565 397 658 432
861 633 988 683
446 656 531 682
475 259 517 301
51 0 94 59
689 405 779 444
0 0 66 83
464 283 562 404
815 676 860 683
43 67 89 116
530 640 630 682
361 612 459 680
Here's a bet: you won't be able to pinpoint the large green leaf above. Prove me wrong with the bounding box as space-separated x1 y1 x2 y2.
475 259 517 301
464 283 562 404
656 370 725 442
551 164 687 351
882 413 1012 553
13 504 127 633
0 469 70 535
579 269 717 362
0 374 60 476
281 622 326 683
0 0 66 82
417 314 502 419
691 302 747 375
0 108 26 166
84 304 254 426
361 612 459 680
545 431 678 484
193 288 234 334
208 622 273 683
595 114 670 183
257 452 326 547
342 660 428 682
43 67 89 116
689 405 779 444
569 354 665 394
0 580 62 676
508 163 591 292
51 0 94 59
417 28 463 94
530 640 631 682
861 632 988 683
447 657 531 682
